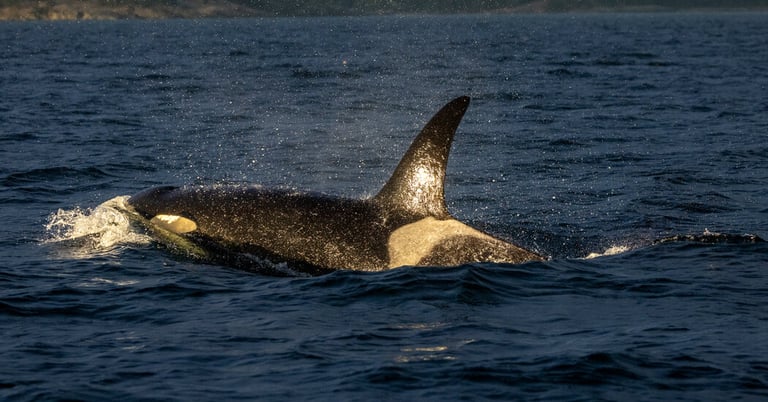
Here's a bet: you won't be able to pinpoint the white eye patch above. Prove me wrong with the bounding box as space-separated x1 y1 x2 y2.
150 214 198 234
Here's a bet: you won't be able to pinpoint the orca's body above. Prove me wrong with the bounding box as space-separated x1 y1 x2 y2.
128 97 545 274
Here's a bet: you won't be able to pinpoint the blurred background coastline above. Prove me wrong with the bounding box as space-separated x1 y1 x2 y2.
2 0 767 20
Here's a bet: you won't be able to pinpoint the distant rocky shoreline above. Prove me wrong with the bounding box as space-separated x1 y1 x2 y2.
0 1 265 20
1 0 765 20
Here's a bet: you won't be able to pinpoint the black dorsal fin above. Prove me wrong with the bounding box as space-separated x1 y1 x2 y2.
374 96 470 219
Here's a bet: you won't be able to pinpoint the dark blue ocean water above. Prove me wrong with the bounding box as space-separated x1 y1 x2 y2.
2 13 768 401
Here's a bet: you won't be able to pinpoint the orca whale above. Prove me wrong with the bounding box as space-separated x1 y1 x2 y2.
126 96 545 274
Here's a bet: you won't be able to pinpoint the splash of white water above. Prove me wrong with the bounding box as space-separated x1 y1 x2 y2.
44 196 151 254
584 245 633 259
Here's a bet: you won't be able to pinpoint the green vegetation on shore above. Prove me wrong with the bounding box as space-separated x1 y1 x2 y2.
1 0 767 20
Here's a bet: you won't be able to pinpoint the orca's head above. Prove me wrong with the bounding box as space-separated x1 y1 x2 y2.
127 185 180 219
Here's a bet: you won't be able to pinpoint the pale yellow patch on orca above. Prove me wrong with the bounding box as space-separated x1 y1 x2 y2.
387 217 496 268
150 214 197 234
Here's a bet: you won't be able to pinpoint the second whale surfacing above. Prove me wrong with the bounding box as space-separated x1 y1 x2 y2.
126 96 545 275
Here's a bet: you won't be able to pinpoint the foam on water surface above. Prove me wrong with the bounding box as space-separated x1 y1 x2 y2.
43 196 151 256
